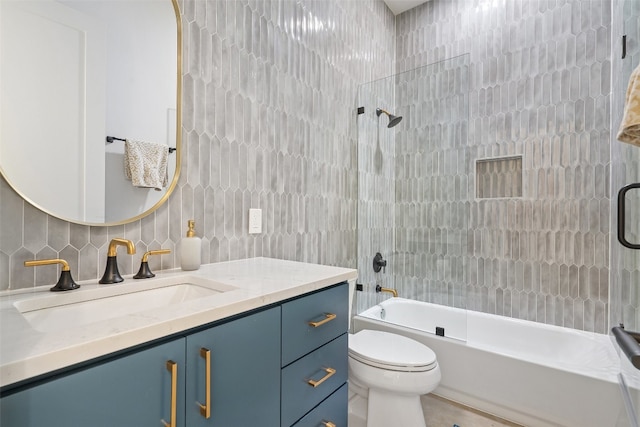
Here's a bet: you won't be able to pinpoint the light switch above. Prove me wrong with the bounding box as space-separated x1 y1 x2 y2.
249 209 262 234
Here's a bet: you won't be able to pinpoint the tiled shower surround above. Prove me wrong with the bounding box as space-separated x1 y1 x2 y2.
1 0 639 335
357 0 639 335
392 0 613 332
0 0 395 288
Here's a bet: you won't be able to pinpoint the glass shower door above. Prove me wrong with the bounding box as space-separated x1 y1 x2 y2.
611 0 640 425
356 55 470 340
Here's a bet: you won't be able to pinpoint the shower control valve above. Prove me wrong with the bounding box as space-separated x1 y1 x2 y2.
373 252 387 273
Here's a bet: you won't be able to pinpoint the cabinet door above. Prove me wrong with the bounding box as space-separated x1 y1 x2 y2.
186 306 281 427
0 338 186 427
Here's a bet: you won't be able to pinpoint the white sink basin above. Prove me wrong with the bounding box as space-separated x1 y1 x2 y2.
14 275 237 333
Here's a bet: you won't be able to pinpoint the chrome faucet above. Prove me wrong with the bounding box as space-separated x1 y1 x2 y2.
99 238 136 284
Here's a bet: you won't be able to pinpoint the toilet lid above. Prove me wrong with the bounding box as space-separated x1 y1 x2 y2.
349 330 437 372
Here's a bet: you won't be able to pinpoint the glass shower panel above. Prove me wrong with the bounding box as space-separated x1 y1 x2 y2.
356 55 470 339
394 55 470 310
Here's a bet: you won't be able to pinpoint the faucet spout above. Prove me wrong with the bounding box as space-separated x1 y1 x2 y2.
375 284 398 298
107 238 136 257
100 238 136 284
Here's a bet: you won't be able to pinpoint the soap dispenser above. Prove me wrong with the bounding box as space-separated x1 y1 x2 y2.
180 220 201 271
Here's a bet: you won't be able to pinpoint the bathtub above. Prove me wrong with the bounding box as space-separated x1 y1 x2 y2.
353 298 627 427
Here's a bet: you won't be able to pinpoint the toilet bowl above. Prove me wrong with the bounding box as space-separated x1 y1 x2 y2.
348 329 441 427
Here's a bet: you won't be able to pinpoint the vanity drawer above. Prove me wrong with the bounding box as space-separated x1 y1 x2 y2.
281 333 348 427
291 383 348 427
281 282 348 366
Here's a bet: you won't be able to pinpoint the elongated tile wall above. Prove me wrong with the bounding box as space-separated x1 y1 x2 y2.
390 0 612 333
0 0 395 290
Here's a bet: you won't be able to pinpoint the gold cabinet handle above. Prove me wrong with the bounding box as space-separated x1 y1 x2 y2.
162 360 178 427
308 313 337 328
322 422 336 427
198 348 211 419
307 367 336 387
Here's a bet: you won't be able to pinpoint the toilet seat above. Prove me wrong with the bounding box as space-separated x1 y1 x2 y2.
349 330 437 372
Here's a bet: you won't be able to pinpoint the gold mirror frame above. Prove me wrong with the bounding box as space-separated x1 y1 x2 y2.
0 0 182 227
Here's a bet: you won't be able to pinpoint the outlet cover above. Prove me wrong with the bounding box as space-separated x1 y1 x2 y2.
249 209 262 234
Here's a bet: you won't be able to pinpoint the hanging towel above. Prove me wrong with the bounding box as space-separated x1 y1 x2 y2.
124 139 169 190
617 62 640 147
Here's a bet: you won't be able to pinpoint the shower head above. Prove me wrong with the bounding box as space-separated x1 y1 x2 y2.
376 108 403 128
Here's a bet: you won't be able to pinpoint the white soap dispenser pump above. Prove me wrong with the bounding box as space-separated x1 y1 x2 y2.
180 220 201 271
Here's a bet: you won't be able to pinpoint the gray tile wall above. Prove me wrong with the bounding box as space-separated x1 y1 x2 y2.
385 0 613 333
0 0 396 290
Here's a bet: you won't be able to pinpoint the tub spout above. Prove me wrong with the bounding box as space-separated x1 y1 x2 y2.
375 284 398 298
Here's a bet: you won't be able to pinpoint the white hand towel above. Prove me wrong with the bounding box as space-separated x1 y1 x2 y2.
617 62 640 147
124 139 169 190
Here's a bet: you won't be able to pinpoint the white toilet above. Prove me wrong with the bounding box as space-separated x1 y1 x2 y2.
348 329 441 427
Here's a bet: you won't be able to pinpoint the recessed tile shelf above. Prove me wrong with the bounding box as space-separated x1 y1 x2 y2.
476 156 523 199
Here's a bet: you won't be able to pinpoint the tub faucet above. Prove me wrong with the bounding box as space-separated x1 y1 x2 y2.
99 238 136 284
375 284 398 298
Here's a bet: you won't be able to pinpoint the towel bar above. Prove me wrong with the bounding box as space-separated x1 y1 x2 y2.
106 136 176 153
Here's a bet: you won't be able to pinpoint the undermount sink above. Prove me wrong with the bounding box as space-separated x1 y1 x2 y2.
13 275 237 333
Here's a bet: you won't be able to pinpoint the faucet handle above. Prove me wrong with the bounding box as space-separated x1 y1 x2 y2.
373 252 387 273
24 258 80 292
134 249 171 279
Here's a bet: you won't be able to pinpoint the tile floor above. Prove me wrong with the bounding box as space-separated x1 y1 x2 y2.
421 394 524 427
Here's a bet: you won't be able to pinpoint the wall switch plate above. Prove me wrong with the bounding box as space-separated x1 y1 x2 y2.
249 209 262 234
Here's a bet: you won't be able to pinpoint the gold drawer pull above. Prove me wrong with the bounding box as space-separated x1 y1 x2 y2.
308 313 337 328
198 348 211 419
162 360 178 427
323 422 336 427
307 367 336 387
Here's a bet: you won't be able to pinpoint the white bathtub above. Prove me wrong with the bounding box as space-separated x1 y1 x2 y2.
353 298 626 427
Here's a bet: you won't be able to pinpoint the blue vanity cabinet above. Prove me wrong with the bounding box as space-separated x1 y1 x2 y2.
281 282 349 427
0 338 187 427
185 306 281 427
0 283 347 427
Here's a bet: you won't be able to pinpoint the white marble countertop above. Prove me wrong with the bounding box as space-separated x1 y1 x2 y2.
0 257 357 389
